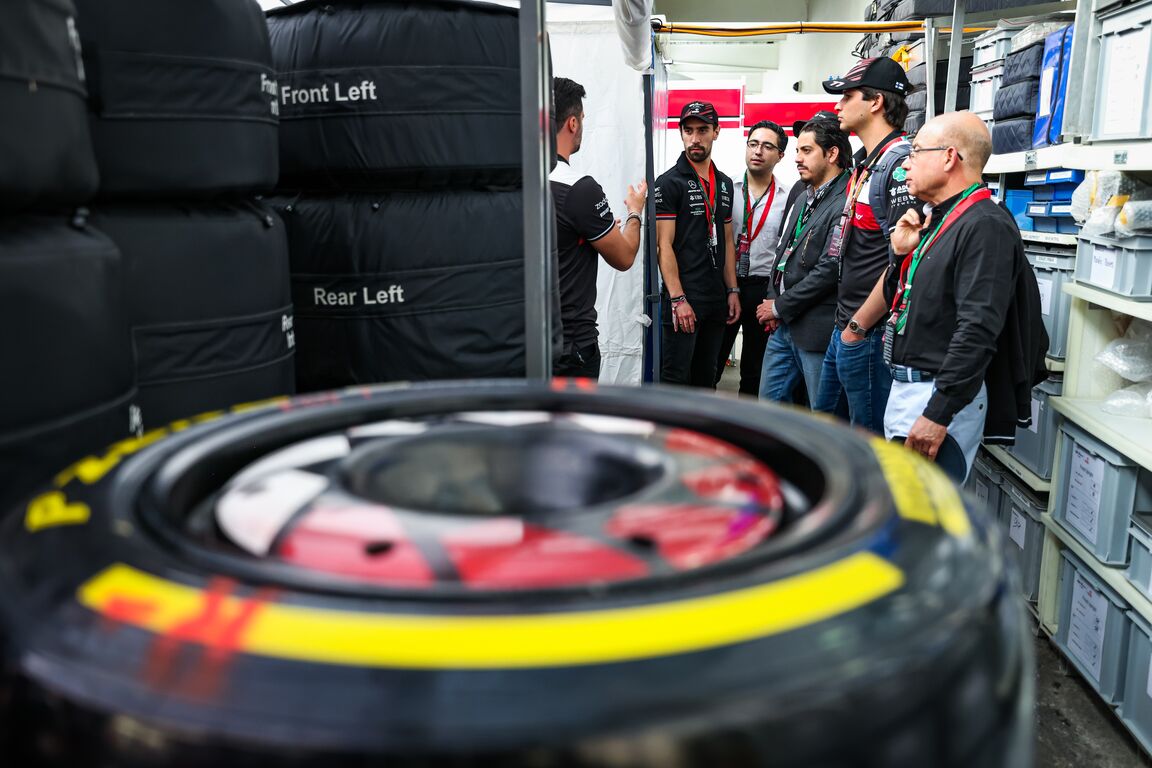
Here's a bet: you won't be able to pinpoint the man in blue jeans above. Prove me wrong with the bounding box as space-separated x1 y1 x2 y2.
811 58 920 432
757 117 851 405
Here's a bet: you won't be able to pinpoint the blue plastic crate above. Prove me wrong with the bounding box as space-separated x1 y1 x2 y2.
1005 188 1034 232
1033 182 1080 201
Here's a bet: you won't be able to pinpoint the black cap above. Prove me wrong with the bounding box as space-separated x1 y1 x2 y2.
823 57 911 95
679 100 719 126
793 110 839 136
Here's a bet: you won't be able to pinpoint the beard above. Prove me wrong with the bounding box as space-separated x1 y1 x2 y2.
686 146 708 160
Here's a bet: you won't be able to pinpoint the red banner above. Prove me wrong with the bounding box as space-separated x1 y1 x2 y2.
667 87 744 119
744 101 839 133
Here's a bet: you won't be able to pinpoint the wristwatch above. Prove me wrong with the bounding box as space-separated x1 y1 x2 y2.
847 319 867 335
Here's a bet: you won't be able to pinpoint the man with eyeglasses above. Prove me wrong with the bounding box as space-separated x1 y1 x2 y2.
882 111 1047 482
549 77 647 378
713 120 790 395
812 57 919 434
655 101 739 388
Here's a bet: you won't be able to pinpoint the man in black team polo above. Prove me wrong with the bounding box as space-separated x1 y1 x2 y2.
655 101 739 388
713 119 790 396
550 77 647 378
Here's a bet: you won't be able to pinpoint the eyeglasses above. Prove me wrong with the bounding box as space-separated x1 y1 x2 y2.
747 140 782 153
909 145 965 161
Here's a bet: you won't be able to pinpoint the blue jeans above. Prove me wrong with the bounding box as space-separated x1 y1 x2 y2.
759 324 826 405
812 326 892 435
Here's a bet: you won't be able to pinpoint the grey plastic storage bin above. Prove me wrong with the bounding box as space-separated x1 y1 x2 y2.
1127 514 1152 601
1001 473 1046 602
1008 375 1063 479
1054 551 1130 704
1076 233 1152 299
966 449 1007 524
973 28 1015 67
971 61 1004 114
1092 0 1152 141
1028 246 1075 359
1052 421 1152 565
1120 610 1152 752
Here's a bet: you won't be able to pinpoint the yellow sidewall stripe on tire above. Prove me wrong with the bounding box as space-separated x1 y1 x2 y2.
77 553 904 669
870 438 972 538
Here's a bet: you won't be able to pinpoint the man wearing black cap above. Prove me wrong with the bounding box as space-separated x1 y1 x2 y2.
713 119 790 396
654 101 739 388
811 57 920 434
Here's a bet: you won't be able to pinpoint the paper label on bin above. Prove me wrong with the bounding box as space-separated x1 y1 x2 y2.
1102 26 1151 136
1038 68 1055 118
1091 246 1118 289
975 479 989 509
1009 508 1027 549
1037 275 1053 315
1049 170 1074 182
1068 570 1108 682
1065 443 1105 544
1029 397 1041 433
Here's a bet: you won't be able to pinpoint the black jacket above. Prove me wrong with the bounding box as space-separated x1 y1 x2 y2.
983 259 1049 443
768 171 851 352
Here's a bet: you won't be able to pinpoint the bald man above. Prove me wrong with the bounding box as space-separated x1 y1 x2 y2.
880 111 1045 482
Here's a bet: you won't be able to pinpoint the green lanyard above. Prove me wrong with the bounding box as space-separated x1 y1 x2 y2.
777 170 849 272
893 183 981 332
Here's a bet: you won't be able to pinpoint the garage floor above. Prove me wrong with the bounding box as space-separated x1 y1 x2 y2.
714 363 1152 766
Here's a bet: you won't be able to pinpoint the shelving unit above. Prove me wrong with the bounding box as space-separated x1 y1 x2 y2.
1023 231 1078 247
972 0 1152 749
986 143 1152 174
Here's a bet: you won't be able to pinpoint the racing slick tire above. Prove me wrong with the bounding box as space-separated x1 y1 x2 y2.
88 202 295 432
0 381 1032 767
0 0 99 212
266 0 524 189
270 191 562 391
72 0 279 198
0 214 135 511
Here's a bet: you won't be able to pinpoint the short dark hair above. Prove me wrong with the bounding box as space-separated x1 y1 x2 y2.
553 77 586 136
859 86 909 130
798 120 853 170
747 120 787 152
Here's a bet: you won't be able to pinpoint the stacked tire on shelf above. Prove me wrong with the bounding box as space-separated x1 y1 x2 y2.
72 0 296 432
266 0 562 391
992 41 1046 154
0 0 134 509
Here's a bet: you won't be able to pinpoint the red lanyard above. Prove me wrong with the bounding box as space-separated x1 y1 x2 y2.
890 185 991 330
742 175 777 245
841 134 906 235
696 163 717 237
